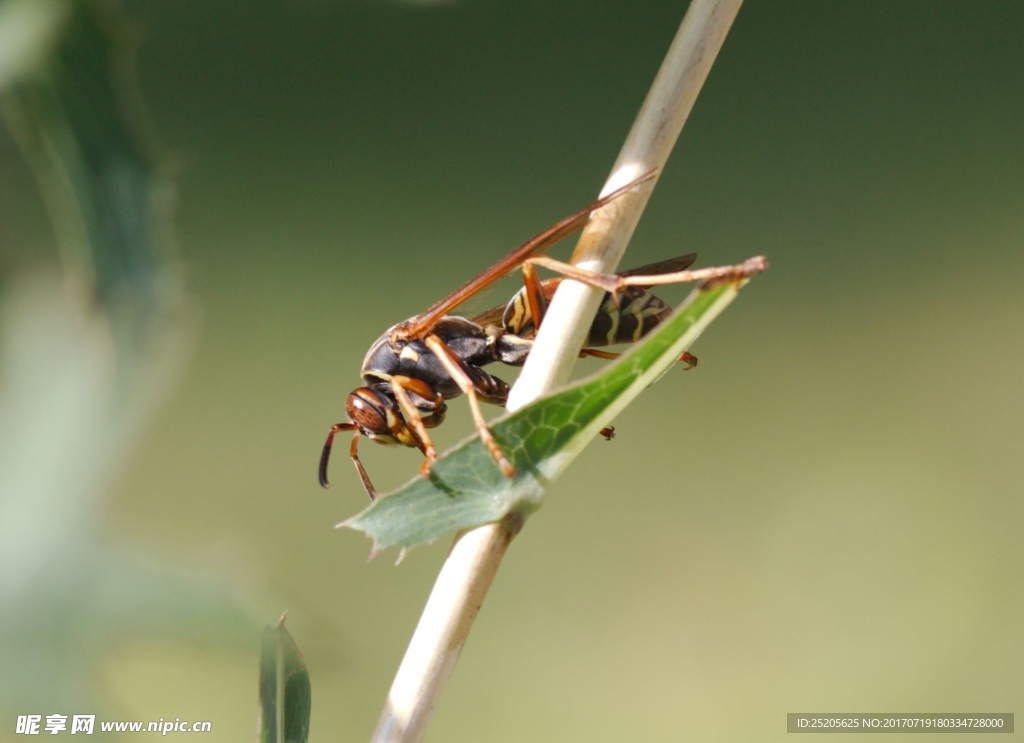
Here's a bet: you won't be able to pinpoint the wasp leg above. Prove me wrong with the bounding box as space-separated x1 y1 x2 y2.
423 334 517 479
519 260 550 336
347 431 381 501
392 376 448 429
524 254 766 296
616 256 768 290
389 375 446 477
524 255 620 294
522 254 634 316
419 402 448 429
579 347 697 368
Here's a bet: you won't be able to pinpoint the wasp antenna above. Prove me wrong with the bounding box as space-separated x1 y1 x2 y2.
319 423 351 489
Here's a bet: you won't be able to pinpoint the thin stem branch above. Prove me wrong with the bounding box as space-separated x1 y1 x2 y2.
369 516 521 743
369 2 743 741
508 0 745 409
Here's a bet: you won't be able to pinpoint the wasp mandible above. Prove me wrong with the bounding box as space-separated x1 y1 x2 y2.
320 170 756 499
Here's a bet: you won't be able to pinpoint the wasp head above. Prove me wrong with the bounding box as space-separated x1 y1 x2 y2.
320 383 448 492
345 386 418 447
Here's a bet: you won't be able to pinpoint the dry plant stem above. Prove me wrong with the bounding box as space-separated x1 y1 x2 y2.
369 2 743 741
369 517 521 743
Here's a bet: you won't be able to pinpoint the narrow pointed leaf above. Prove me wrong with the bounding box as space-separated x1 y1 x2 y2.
258 615 311 743
342 259 765 554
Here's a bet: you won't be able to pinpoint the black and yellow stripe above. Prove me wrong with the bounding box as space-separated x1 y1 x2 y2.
586 287 671 347
501 285 671 348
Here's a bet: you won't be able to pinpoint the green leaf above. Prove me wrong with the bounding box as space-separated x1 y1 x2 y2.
2 0 180 339
342 260 765 556
2 1 202 718
258 614 312 743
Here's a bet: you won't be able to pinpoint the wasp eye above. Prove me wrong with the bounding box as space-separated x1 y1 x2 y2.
347 388 395 436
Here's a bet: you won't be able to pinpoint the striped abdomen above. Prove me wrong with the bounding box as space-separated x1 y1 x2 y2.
501 281 672 348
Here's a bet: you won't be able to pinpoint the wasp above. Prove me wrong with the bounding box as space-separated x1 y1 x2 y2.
320 170 758 499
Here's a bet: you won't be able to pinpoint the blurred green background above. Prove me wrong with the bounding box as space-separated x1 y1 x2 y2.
2 0 1021 741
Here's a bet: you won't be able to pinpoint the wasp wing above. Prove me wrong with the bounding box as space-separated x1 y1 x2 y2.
465 303 507 329
617 252 698 278
402 170 657 338
468 254 697 328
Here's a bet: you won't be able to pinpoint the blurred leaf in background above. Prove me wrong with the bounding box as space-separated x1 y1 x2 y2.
0 0 254 727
